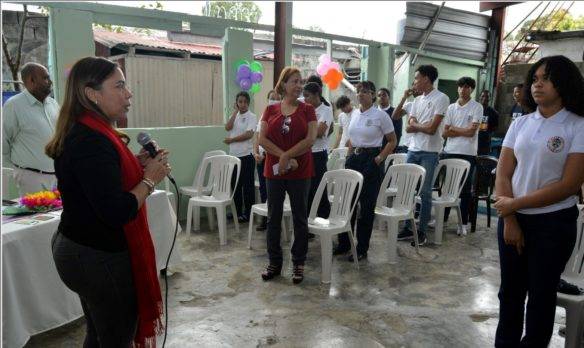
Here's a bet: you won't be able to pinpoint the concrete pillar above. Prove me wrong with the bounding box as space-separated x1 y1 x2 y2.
361 44 394 94
48 8 95 103
222 28 253 121
273 2 293 85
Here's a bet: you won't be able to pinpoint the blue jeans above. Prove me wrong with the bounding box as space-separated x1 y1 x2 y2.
405 150 439 235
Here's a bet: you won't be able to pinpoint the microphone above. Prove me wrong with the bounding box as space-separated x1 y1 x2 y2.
137 132 175 184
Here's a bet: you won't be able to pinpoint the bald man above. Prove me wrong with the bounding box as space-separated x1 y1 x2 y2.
3 63 60 195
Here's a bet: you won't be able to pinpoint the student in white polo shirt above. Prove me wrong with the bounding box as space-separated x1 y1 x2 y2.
225 91 257 222
493 55 584 347
441 77 483 236
333 95 358 149
399 65 450 246
303 82 334 220
335 81 397 261
393 87 421 151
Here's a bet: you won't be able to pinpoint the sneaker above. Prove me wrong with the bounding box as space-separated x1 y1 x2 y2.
261 264 282 281
348 252 367 262
411 234 427 247
397 228 413 241
292 264 304 284
457 224 468 236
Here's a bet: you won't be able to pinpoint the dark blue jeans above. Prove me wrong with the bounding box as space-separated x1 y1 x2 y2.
338 150 383 254
52 231 137 348
233 154 255 217
495 206 578 347
405 150 439 235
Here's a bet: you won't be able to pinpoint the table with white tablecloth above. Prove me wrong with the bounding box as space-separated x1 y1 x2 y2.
2 190 182 348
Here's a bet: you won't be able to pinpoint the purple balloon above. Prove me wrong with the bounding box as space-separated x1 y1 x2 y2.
251 72 263 84
239 78 252 90
237 64 251 79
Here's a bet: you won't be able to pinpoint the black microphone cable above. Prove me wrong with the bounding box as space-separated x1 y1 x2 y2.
161 176 179 348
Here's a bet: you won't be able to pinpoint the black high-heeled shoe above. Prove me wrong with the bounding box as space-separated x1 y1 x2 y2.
261 264 282 281
292 264 304 284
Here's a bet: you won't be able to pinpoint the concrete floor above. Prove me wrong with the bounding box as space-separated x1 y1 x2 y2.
25 213 568 347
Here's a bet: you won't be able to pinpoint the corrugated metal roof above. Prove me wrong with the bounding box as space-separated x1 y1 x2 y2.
93 29 223 56
399 2 490 62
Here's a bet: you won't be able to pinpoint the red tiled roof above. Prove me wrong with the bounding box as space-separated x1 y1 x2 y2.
93 29 223 56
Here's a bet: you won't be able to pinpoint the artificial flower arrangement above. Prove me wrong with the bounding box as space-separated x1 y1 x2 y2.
19 189 62 212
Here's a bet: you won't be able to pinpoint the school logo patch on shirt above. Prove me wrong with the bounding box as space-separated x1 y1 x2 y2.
547 136 565 153
366 119 373 126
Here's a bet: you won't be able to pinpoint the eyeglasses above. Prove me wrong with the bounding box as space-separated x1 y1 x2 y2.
281 116 291 134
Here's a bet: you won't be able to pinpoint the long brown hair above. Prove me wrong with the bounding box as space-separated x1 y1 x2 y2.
45 56 129 159
274 67 301 98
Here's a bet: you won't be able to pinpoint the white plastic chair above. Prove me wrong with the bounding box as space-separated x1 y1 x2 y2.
327 147 348 171
382 153 408 202
185 155 241 245
2 167 15 199
557 203 584 348
163 177 176 213
247 195 292 249
307 169 363 283
418 159 470 245
375 164 426 263
254 167 261 204
179 150 226 230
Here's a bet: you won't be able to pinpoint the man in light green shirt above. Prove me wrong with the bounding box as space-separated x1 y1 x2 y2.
3 63 59 195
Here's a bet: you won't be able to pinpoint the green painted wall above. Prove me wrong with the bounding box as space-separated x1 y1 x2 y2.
416 56 480 101
48 8 95 103
222 28 253 122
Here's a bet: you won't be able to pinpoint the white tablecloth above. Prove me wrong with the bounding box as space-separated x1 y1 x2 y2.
2 190 182 348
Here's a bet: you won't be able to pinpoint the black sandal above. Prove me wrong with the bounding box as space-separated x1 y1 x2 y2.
292 264 304 284
261 264 282 281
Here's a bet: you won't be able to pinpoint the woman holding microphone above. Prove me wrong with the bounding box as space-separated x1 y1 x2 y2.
335 81 397 261
258 67 317 284
494 55 584 347
46 57 170 347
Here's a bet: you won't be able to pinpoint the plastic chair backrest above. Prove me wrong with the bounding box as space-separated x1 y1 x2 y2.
309 169 363 227
563 208 584 279
192 150 227 190
384 153 407 172
196 155 240 200
328 147 348 170
437 159 471 201
2 167 14 198
475 156 498 197
378 164 426 211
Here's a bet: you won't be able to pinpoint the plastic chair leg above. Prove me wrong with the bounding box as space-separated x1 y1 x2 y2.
281 219 288 242
455 205 463 229
217 205 227 246
186 200 193 234
433 207 445 245
411 217 420 253
486 199 492 228
320 233 333 283
247 211 255 249
348 228 359 270
194 205 201 231
386 219 399 264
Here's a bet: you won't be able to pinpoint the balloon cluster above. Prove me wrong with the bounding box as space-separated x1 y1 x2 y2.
235 60 263 94
316 54 343 90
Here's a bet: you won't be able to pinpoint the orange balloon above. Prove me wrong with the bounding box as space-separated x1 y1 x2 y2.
323 69 343 90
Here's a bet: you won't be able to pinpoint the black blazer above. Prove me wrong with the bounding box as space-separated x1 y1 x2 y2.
55 122 138 252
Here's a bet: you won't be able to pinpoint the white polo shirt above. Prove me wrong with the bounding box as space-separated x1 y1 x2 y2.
502 108 584 215
312 103 334 152
338 108 359 148
348 105 394 148
407 89 450 153
400 101 414 147
443 99 483 156
228 110 257 157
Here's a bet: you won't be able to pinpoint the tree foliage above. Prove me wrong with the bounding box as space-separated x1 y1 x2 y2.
202 1 262 23
516 9 584 39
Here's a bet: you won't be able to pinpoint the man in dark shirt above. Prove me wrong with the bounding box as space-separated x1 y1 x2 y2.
377 87 400 151
478 90 500 155
510 83 527 121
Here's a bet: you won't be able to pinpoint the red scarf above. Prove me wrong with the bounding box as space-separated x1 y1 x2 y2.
79 111 163 348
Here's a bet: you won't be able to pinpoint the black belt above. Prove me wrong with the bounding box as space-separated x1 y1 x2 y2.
353 147 381 155
14 164 55 175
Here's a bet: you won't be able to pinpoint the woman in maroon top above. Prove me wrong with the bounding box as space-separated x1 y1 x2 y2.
258 67 317 284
